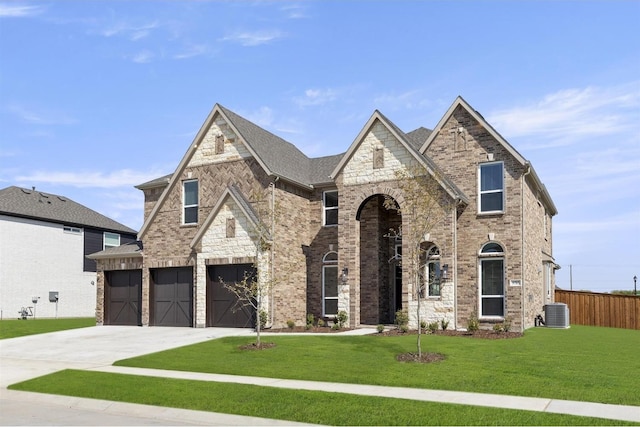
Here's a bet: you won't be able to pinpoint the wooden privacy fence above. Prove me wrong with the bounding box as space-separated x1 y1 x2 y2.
555 289 640 330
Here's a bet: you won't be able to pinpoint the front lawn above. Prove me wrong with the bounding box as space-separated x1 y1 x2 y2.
115 325 640 406
9 369 633 426
0 318 95 339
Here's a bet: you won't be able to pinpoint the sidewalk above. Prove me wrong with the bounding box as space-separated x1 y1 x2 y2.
91 365 640 423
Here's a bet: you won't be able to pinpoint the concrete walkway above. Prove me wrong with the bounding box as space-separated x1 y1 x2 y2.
1 326 639 425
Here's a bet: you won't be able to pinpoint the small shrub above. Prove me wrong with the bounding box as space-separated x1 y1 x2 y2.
286 319 295 329
440 318 449 330
420 320 427 331
317 318 325 327
493 323 504 333
306 313 315 330
259 310 268 329
467 312 479 332
394 310 409 331
400 324 409 333
331 323 341 330
503 317 512 332
376 324 385 333
428 321 439 333
336 310 348 329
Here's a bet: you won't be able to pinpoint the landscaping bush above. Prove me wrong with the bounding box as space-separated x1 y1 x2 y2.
336 311 348 329
467 313 479 332
394 310 409 331
376 324 385 333
286 319 295 329
440 318 449 330
428 321 439 333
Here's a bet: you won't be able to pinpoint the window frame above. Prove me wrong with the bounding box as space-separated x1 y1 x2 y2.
478 242 505 319
322 251 339 317
103 232 120 250
323 190 338 227
478 161 505 214
425 245 441 297
182 179 199 225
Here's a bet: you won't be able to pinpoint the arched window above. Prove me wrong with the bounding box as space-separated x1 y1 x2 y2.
479 242 504 318
322 251 338 316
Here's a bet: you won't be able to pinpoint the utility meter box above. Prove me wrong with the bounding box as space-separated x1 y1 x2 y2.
49 291 59 303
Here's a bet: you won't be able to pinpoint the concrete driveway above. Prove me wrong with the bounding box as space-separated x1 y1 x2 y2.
0 325 253 388
0 326 314 426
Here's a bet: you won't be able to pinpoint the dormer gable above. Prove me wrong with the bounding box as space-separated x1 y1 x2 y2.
190 184 271 252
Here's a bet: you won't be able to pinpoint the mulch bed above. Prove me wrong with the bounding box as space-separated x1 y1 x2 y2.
239 327 522 356
378 329 523 340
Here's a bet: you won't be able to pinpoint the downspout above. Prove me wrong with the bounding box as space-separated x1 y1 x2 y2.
453 199 459 330
521 163 532 330
269 176 279 328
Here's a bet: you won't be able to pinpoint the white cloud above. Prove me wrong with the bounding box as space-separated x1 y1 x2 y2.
173 44 208 60
0 3 43 17
7 105 76 125
15 169 166 188
373 89 430 111
281 4 308 19
220 30 285 46
100 21 159 41
131 50 154 64
487 82 640 146
294 88 338 107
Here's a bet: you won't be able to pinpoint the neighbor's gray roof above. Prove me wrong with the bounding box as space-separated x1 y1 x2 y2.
406 127 433 150
0 186 137 234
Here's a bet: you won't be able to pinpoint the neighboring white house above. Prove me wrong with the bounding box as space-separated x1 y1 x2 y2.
0 186 137 320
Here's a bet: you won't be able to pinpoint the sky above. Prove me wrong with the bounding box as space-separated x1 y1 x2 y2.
0 0 638 294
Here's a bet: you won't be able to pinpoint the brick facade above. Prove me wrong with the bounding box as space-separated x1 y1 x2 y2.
94 97 557 332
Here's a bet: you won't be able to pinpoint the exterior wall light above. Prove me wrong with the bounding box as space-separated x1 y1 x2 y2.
341 267 349 284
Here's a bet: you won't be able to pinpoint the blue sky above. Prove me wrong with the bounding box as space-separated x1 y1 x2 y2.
1 1 638 293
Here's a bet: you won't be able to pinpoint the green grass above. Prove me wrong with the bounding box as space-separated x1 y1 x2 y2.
115 325 640 406
9 370 634 426
0 318 95 339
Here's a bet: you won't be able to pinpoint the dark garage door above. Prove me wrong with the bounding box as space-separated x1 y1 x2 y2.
151 267 193 327
105 270 142 326
207 264 255 327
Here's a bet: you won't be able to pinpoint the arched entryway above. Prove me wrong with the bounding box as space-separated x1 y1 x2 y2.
356 194 402 325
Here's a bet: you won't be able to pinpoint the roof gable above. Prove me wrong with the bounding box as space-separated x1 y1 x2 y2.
420 96 527 163
421 96 556 215
0 186 136 234
190 184 271 250
330 110 468 204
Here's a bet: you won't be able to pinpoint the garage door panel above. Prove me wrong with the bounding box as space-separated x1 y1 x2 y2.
105 270 142 326
207 264 256 328
151 267 193 327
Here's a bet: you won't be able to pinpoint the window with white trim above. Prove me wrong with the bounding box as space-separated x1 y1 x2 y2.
425 245 441 297
63 226 81 234
104 232 120 250
479 162 504 213
183 179 198 224
322 251 338 316
323 190 338 226
479 242 505 317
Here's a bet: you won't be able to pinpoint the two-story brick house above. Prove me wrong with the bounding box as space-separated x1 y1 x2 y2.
90 96 558 332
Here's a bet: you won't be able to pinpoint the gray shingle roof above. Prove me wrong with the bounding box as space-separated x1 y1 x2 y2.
220 106 315 187
406 127 433 150
135 174 171 190
0 186 137 234
86 240 143 259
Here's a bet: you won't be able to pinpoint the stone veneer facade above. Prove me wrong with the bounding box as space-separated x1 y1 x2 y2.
94 98 556 332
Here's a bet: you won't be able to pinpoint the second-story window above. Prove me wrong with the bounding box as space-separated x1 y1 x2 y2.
104 232 120 250
323 190 338 226
183 179 198 224
479 162 504 214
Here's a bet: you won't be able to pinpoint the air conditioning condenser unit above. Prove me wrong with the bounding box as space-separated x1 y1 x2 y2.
545 303 570 328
